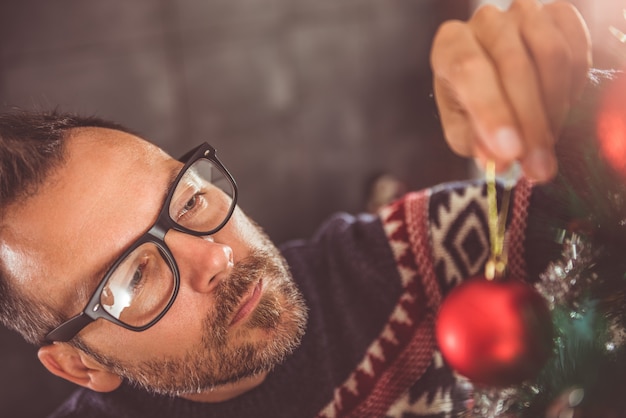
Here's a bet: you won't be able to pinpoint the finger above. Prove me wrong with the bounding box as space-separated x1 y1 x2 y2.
473 155 517 176
519 5 572 137
436 86 516 176
431 18 523 166
433 79 474 157
434 80 512 173
519 1 592 137
544 1 593 102
470 2 558 182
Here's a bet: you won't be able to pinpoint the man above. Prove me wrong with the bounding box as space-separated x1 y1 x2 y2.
0 0 591 416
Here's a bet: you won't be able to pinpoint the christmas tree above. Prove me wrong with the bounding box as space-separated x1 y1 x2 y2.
446 68 626 417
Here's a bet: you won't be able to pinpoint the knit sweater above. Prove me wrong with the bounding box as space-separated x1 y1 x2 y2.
49 178 547 418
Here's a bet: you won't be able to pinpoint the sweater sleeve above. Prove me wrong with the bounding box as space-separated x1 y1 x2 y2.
315 179 533 418
381 178 532 305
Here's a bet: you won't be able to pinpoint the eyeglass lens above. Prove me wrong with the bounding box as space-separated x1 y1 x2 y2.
101 242 174 326
99 158 235 327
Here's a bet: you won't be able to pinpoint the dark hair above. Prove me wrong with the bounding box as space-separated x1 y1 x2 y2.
0 109 134 345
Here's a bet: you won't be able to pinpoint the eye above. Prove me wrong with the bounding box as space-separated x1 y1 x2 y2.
128 262 147 294
183 195 198 212
176 191 207 222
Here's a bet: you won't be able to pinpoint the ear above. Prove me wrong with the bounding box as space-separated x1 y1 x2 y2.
38 343 122 392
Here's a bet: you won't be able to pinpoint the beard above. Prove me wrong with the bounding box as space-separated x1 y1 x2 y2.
75 230 308 397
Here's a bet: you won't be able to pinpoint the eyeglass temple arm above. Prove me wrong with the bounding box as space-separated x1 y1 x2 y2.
45 312 94 343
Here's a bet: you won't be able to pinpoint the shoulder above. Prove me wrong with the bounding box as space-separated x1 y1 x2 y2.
47 387 143 418
278 210 404 332
281 212 384 247
279 212 396 278
47 389 102 418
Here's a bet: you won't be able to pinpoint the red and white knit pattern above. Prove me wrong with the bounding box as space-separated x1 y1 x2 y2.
316 181 531 417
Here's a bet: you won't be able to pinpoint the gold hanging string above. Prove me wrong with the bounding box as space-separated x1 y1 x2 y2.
485 160 513 280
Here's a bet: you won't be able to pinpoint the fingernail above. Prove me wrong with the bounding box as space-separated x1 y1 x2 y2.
525 149 556 182
493 128 523 159
495 161 522 187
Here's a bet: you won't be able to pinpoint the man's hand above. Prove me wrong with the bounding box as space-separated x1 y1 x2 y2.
430 0 592 183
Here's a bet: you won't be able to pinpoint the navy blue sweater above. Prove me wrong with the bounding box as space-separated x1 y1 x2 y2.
50 179 554 418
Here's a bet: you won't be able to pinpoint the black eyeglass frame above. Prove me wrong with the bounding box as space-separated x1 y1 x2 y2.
45 142 238 343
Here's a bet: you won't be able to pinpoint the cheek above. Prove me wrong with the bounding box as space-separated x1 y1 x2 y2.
221 208 268 256
84 290 213 360
145 288 215 347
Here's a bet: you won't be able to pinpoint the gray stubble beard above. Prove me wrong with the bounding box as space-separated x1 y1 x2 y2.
79 246 308 397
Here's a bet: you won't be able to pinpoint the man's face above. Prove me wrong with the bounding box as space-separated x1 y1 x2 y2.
0 128 307 396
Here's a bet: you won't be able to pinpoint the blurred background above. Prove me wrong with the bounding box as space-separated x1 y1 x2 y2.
0 0 624 417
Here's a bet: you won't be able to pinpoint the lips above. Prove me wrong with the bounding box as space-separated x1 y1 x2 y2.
230 279 263 326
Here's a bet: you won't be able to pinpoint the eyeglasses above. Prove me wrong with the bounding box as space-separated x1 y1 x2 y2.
45 142 238 343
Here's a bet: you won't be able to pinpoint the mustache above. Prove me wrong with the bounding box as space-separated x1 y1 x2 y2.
208 250 282 340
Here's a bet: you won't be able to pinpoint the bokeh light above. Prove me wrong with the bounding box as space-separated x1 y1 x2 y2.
597 71 626 178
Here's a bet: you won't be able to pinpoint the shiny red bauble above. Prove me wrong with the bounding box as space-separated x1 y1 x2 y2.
436 276 553 387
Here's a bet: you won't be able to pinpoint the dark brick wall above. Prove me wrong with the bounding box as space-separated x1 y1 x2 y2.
0 1 468 417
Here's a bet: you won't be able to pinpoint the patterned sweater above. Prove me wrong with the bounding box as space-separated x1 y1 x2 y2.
50 178 550 418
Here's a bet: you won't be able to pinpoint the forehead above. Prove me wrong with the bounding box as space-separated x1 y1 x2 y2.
0 127 179 305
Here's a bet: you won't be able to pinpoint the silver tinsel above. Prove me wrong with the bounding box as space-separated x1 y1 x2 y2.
534 231 592 310
464 387 518 418
459 231 594 417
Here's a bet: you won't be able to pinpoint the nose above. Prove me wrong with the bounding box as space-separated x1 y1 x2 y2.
165 230 234 294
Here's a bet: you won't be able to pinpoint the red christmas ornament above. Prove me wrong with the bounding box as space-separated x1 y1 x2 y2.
436 276 553 387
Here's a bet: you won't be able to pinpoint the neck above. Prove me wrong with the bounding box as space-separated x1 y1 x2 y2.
180 372 268 403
